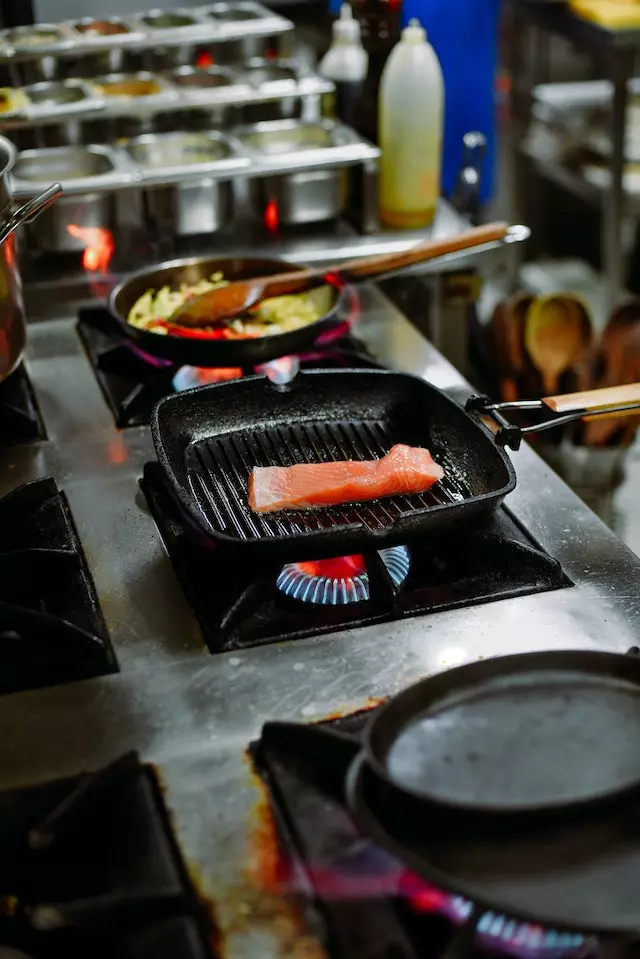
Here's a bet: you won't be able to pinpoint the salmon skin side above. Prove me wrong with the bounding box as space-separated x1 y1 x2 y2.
248 444 445 514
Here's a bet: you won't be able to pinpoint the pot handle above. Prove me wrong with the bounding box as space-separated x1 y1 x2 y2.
0 182 62 246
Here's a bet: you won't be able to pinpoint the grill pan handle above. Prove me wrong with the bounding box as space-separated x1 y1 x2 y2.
466 382 640 450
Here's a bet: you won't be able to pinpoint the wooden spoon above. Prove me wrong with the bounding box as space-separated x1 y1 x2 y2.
489 291 535 401
168 222 509 329
524 295 592 396
583 301 640 446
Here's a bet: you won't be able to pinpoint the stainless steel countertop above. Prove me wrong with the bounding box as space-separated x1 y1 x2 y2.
0 280 639 956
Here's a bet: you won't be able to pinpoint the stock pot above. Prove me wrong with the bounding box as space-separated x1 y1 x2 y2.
0 136 61 381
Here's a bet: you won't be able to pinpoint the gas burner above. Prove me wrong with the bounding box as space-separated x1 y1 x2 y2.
277 548 411 605
426 894 587 959
255 709 591 959
172 365 245 391
79 307 381 427
140 461 571 653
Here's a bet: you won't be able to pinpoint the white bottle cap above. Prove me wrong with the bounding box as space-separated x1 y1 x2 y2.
402 17 427 43
333 4 361 42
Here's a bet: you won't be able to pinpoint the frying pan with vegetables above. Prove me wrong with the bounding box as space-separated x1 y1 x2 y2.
108 223 510 368
108 256 343 367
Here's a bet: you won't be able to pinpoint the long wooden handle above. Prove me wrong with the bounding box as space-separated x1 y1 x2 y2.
259 222 510 299
544 383 640 418
338 222 510 281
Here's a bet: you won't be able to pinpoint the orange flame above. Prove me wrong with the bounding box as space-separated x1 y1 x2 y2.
196 50 214 68
190 367 243 384
264 200 278 233
67 225 115 274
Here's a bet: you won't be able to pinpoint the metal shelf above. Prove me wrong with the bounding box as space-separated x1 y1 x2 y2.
507 0 639 311
520 143 617 207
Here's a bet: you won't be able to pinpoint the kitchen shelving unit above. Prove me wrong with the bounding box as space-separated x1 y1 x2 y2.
507 0 640 313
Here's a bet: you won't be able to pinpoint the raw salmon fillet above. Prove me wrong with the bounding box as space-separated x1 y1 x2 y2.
248 443 444 513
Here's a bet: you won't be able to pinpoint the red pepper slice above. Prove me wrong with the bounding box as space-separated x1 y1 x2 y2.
157 323 256 340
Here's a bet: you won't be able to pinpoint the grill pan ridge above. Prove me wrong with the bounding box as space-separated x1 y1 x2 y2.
151 369 516 560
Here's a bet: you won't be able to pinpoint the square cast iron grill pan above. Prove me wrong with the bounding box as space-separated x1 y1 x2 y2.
151 370 516 561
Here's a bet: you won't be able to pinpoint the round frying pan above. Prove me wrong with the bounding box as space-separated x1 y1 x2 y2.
108 256 345 367
108 223 510 368
360 648 640 816
345 648 640 934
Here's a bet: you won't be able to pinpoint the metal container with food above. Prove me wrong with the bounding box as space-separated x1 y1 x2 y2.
140 11 202 31
0 87 29 120
24 79 104 117
3 24 75 86
3 24 71 54
69 18 134 40
4 29 58 86
235 58 298 123
123 130 241 236
92 71 174 107
12 144 132 253
161 65 240 128
133 9 205 70
164 65 237 93
201 2 271 61
237 119 371 225
64 18 144 78
239 58 297 90
0 136 61 380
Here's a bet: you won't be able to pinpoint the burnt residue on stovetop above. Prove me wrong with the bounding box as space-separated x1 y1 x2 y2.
250 706 446 959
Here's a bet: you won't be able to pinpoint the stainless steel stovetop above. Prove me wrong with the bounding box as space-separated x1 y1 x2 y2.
0 248 639 957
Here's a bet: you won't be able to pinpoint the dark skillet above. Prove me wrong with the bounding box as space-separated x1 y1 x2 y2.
262 648 640 934
347 648 640 934
108 256 345 367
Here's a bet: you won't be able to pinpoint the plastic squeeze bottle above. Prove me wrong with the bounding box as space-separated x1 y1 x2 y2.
378 18 444 228
318 4 369 129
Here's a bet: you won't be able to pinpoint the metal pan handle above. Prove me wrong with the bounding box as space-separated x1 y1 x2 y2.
0 182 62 246
466 382 640 450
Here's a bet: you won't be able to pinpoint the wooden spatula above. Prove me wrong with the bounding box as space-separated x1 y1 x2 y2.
168 222 509 329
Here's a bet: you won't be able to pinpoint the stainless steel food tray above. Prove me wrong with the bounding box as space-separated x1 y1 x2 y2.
0 2 293 63
10 122 379 198
12 143 140 194
0 64 332 127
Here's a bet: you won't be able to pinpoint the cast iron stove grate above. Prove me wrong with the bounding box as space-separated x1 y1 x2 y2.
0 476 117 695
77 306 382 429
139 461 572 653
253 711 591 959
0 363 46 446
0 751 213 959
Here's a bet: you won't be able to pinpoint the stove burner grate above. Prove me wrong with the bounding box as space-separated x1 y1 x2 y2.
0 751 213 958
0 364 46 447
277 547 411 605
0 476 117 694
